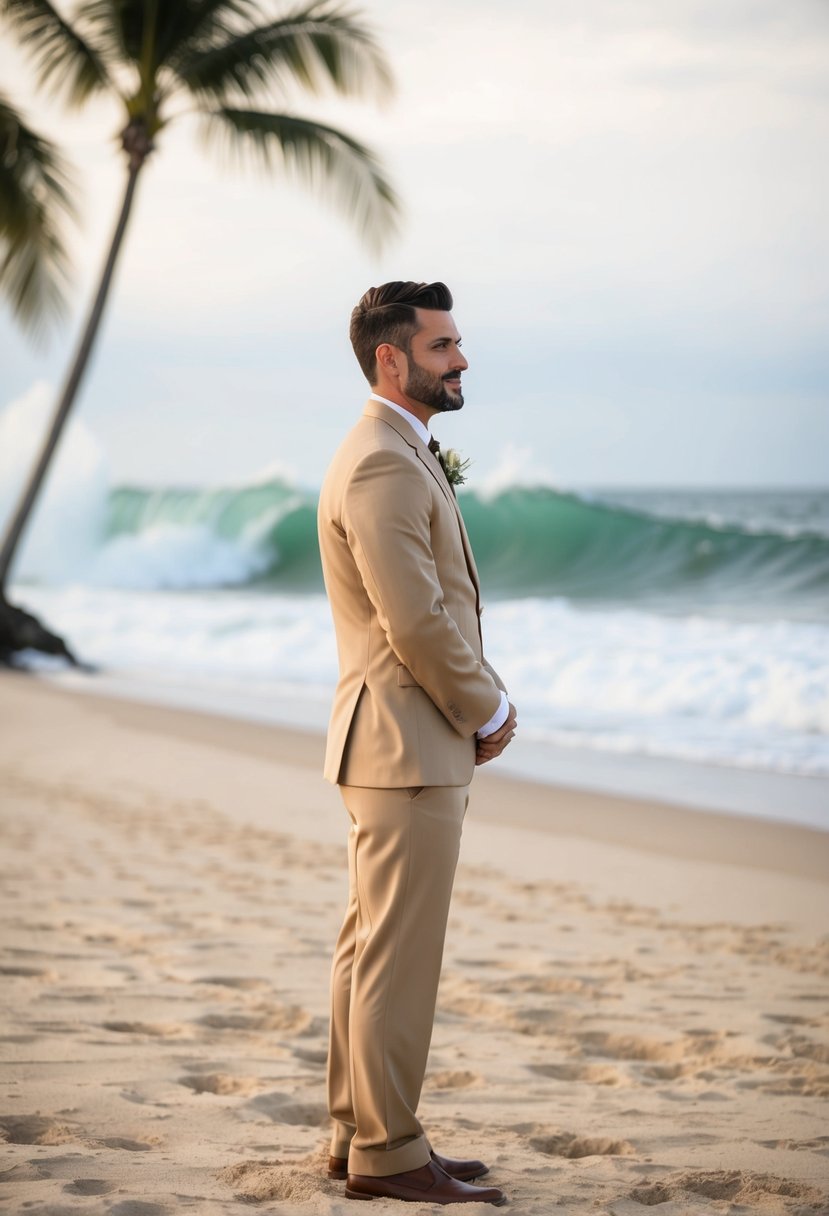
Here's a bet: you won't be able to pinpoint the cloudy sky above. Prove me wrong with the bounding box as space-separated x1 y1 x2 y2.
2 0 828 492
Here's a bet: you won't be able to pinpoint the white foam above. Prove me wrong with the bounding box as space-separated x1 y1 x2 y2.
241 458 300 489
0 383 109 582
481 599 829 775
11 584 829 783
0 384 310 590
475 442 563 500
88 523 272 589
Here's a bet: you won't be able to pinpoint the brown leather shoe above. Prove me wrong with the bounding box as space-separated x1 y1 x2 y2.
328 1149 489 1182
345 1159 506 1205
431 1151 489 1182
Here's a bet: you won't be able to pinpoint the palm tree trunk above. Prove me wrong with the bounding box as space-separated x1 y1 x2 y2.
0 160 143 596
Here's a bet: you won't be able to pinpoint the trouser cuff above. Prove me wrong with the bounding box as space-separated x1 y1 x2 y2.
348 1134 431 1178
330 1120 356 1160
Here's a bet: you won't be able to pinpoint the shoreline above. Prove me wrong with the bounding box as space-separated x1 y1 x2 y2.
1 670 828 1215
32 672 829 883
38 663 829 835
3 669 829 892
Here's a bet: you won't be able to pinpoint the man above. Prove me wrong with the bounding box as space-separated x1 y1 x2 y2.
318 281 517 1205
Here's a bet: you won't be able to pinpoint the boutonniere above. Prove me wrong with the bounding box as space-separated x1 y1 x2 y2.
442 448 471 487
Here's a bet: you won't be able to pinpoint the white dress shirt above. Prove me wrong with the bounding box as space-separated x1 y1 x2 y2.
369 393 431 445
367 393 508 740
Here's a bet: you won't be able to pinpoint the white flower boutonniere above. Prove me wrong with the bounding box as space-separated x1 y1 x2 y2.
442 448 471 487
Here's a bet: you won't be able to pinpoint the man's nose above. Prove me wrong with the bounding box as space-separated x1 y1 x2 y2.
456 350 469 370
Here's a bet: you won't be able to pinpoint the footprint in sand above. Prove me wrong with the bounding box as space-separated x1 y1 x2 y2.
508 1007 571 1036
529 1061 629 1087
179 1073 264 1096
740 1072 829 1098
629 1169 828 1212
577 1031 689 1062
0 1162 51 1183
292 1047 328 1067
102 1020 190 1038
529 1129 635 1158
424 1070 483 1091
453 957 510 969
218 1153 330 1203
197 975 270 991
64 1179 116 1195
0 964 56 980
764 1013 824 1027
778 1034 829 1064
575 1029 765 1078
199 1005 320 1036
0 1114 76 1145
438 994 508 1025
109 1203 169 1216
245 1092 329 1127
757 1136 829 1154
496 973 608 999
100 1136 157 1151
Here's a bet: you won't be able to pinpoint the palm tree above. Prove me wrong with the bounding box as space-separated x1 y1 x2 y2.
0 91 76 335
0 0 398 616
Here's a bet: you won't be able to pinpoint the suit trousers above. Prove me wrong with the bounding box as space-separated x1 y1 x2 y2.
327 782 470 1177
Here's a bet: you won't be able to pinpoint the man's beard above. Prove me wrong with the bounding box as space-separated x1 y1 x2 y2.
404 357 464 412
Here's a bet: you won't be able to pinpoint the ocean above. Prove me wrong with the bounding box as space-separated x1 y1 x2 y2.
8 475 829 830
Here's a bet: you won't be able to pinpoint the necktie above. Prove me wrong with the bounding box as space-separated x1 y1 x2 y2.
428 436 455 496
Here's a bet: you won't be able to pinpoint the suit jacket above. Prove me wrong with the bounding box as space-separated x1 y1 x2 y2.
318 397 506 787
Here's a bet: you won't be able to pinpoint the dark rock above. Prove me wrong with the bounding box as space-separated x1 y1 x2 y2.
0 596 79 667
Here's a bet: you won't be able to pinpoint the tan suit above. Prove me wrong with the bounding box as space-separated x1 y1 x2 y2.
318 398 506 1177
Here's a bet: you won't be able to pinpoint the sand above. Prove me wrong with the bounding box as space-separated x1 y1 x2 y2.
1 671 827 1215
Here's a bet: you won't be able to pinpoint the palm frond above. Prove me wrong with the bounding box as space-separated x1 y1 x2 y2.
75 0 145 67
2 0 110 104
0 94 76 333
177 1 393 106
204 107 399 250
78 0 260 76
155 0 260 66
76 0 255 71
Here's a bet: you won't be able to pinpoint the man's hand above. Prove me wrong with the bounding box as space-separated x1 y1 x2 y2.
475 701 517 766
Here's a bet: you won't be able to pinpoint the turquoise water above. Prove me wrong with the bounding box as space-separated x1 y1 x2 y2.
12 483 829 792
101 481 829 620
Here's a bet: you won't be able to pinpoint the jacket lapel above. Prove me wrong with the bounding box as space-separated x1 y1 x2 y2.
363 398 455 509
453 503 483 600
362 399 481 599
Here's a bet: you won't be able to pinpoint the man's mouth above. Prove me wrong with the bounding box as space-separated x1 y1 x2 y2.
443 374 462 386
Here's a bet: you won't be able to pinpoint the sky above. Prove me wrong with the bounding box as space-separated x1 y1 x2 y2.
2 0 828 493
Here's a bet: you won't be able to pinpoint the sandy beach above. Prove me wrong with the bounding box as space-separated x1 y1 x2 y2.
1 671 828 1215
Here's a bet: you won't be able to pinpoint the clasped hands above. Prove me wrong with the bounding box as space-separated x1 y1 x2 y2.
475 701 517 766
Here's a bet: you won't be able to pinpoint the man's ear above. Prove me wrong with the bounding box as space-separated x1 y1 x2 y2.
376 342 401 378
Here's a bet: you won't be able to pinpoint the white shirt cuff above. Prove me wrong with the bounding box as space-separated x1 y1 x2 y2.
477 691 509 739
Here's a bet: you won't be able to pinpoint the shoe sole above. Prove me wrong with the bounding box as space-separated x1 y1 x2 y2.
332 1169 488 1182
344 1187 506 1206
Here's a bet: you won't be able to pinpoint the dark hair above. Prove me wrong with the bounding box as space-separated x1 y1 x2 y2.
350 281 454 383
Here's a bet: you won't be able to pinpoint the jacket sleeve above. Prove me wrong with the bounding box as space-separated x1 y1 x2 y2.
342 446 502 738
483 658 507 694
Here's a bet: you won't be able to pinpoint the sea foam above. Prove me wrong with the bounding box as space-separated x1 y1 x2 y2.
11 583 829 780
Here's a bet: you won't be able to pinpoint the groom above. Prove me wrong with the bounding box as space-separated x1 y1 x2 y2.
317 281 516 1205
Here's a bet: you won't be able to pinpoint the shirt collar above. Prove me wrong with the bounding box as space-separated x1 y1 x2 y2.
369 393 431 447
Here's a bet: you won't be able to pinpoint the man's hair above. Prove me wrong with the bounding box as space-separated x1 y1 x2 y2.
350 281 454 383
